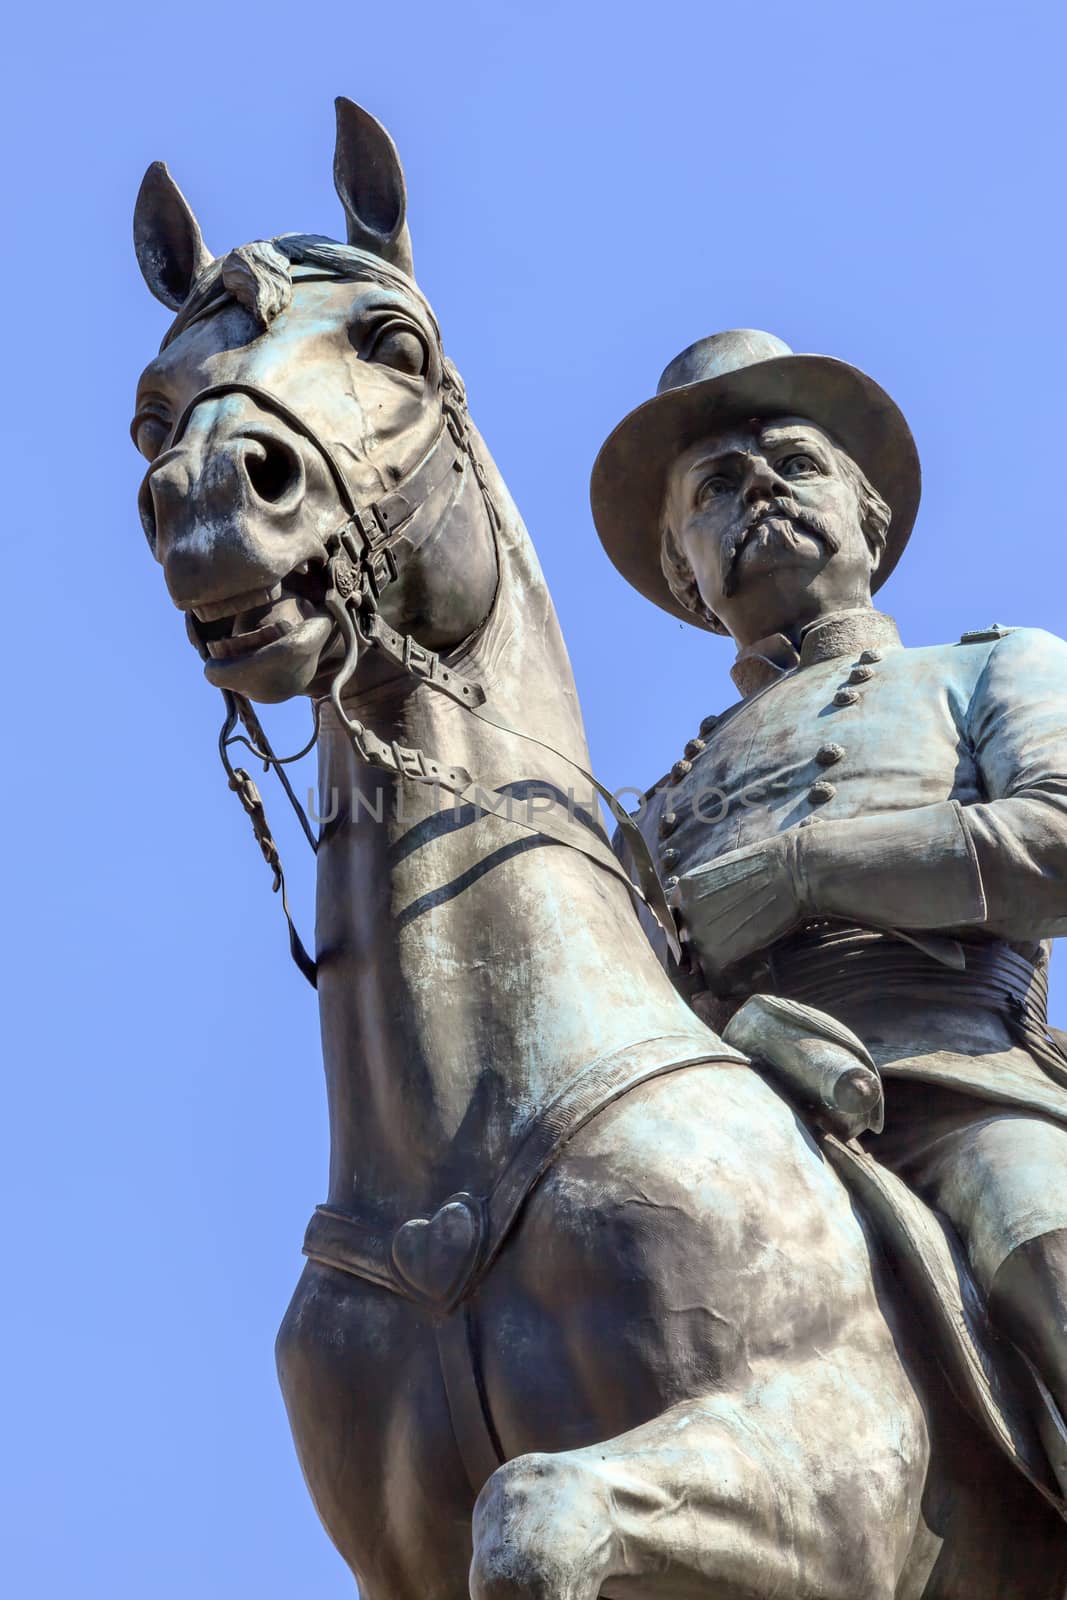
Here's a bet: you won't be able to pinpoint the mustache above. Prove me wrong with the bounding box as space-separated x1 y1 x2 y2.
720 500 841 598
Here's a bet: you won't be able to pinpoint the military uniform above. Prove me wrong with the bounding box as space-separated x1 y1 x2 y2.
622 608 1067 1294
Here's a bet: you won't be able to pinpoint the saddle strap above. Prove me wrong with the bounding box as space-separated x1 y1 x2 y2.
302 1032 743 1307
478 1034 742 1283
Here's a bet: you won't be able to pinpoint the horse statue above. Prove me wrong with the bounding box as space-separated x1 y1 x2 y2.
131 97 1067 1599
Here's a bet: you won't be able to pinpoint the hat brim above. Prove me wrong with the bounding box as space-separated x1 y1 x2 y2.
589 354 921 631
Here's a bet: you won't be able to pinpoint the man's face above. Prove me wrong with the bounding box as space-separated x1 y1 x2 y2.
665 416 878 647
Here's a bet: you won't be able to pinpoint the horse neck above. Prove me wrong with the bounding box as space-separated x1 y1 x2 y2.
313 444 710 1218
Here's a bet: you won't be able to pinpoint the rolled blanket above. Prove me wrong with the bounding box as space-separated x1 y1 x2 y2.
724 993 884 1139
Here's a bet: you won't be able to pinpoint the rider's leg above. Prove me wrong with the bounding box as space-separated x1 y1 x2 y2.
876 1098 1067 1417
990 1228 1067 1420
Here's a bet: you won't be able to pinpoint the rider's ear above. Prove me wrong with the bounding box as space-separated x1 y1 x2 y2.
333 98 415 278
133 162 214 310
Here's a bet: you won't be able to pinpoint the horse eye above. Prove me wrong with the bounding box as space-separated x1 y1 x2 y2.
364 323 428 377
132 412 170 462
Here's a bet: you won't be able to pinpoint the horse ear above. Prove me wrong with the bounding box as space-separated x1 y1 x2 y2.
134 161 214 310
333 98 414 277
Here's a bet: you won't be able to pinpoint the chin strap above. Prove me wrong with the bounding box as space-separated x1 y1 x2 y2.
206 368 680 988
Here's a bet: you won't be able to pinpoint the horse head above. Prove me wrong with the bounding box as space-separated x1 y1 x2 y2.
131 98 498 705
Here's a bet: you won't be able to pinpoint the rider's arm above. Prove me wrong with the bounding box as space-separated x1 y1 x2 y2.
956 625 1067 941
794 628 1067 942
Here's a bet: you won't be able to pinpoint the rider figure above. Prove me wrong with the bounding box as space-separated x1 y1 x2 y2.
591 329 1067 1427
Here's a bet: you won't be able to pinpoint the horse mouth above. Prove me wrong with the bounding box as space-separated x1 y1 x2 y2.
190 562 329 662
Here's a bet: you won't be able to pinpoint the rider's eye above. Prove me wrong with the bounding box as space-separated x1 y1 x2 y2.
131 411 171 461
697 475 732 506
363 322 428 378
779 452 820 478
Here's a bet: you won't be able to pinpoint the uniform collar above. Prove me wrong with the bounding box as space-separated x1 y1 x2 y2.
730 609 902 698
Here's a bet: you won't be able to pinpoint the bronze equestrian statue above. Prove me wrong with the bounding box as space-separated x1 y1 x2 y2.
131 99 1067 1598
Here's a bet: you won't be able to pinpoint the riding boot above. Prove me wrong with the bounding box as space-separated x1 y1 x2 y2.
990 1226 1067 1491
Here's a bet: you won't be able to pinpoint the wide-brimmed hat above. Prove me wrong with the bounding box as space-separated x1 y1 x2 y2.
590 329 921 630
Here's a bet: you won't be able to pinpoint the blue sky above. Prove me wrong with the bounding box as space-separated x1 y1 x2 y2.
5 1 1067 1593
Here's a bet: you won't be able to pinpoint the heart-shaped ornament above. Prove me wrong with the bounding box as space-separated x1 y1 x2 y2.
391 1193 484 1306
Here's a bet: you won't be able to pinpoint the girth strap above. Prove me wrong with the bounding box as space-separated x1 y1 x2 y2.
435 1309 506 1496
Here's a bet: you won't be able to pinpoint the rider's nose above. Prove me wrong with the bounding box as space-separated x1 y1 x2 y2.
742 458 781 506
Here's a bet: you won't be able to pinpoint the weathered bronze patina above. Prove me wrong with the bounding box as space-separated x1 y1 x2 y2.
133 103 1067 1598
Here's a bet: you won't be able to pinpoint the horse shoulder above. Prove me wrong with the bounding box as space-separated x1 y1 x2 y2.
501 1062 884 1379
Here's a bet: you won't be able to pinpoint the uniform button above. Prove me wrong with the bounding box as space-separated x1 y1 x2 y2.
858 648 883 664
807 780 837 805
848 665 874 684
664 875 680 892
671 759 693 782
833 688 861 707
699 713 720 737
816 742 845 767
660 847 680 869
659 810 679 838
684 737 705 759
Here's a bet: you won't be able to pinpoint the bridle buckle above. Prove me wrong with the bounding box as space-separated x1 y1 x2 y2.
391 742 435 781
363 545 399 601
352 504 392 551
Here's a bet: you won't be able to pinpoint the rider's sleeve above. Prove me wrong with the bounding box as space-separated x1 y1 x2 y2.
957 626 1067 941
793 628 1067 943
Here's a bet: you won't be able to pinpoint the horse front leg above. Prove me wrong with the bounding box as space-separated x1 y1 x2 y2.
470 1366 927 1600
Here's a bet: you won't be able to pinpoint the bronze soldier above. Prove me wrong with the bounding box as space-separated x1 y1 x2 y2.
592 329 1067 1425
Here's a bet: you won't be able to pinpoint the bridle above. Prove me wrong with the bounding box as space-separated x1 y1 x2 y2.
167 367 680 986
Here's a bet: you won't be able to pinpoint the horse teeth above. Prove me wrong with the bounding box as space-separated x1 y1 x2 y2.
205 618 291 659
192 584 280 622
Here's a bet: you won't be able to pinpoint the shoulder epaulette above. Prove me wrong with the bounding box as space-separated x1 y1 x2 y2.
959 623 1015 644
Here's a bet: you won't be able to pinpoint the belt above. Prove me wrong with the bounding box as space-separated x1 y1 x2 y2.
761 923 1067 1090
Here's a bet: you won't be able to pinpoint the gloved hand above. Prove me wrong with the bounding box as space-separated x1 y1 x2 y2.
670 831 807 981
670 800 988 984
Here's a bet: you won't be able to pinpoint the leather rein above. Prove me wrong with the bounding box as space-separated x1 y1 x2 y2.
172 369 680 986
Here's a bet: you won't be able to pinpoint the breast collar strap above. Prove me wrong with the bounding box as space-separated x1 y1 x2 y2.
304 1033 734 1494
187 374 680 986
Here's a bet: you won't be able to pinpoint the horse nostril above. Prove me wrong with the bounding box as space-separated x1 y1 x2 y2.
244 436 303 506
138 474 158 554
